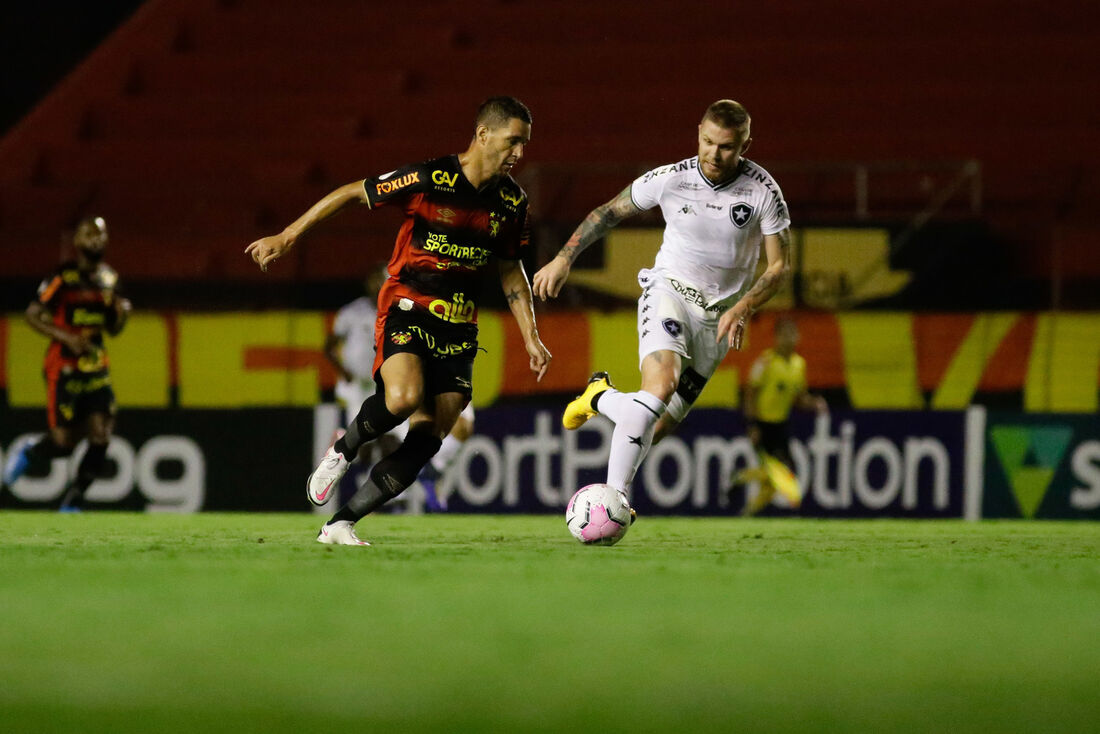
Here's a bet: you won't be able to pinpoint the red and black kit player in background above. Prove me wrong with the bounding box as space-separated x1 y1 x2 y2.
2 217 132 510
247 96 552 545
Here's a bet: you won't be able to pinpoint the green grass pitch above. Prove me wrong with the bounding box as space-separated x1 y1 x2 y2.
1 513 1098 733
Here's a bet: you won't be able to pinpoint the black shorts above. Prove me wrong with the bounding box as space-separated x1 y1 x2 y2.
46 368 116 429
377 306 477 398
755 420 792 467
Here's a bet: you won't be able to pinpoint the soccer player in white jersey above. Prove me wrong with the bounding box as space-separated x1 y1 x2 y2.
533 99 791 501
326 265 388 427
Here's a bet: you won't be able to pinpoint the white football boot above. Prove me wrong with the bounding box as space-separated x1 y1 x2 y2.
317 520 371 546
307 444 350 506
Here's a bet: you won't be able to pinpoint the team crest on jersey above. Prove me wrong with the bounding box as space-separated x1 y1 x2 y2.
662 319 683 338
391 332 413 345
730 202 755 228
489 211 503 237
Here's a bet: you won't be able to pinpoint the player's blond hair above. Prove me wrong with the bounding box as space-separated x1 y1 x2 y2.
703 99 751 131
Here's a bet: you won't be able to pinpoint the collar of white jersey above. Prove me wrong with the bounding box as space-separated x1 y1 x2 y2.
695 157 746 191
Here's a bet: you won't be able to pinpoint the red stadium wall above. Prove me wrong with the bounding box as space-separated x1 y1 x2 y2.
1 0 1097 286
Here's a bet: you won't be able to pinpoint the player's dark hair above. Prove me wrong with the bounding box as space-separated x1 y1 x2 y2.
476 96 532 129
703 99 751 131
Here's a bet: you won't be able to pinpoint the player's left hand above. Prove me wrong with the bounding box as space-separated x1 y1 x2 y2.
532 256 571 301
525 335 552 382
717 303 753 350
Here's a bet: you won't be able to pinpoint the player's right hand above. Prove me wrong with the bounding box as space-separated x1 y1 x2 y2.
532 256 570 301
245 233 292 272
63 332 92 355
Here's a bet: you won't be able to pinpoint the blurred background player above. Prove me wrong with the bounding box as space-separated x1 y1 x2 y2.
2 217 131 510
247 96 550 544
533 99 791 507
324 263 396 502
732 317 828 516
415 404 473 512
324 264 470 511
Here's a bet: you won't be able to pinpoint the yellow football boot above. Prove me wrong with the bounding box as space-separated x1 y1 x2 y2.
562 371 614 430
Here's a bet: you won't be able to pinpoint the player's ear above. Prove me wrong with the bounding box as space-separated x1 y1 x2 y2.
741 136 753 155
475 124 491 145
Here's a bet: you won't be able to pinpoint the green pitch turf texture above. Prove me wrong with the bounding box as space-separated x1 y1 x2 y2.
1 514 1098 733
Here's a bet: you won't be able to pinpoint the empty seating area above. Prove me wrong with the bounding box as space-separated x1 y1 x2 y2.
0 0 1095 287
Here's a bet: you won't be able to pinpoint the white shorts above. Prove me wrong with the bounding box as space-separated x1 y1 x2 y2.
636 269 730 423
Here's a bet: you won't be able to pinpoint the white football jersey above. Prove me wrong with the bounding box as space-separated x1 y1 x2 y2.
630 155 790 309
332 296 378 383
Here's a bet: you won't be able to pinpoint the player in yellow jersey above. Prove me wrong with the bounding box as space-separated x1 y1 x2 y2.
733 317 827 516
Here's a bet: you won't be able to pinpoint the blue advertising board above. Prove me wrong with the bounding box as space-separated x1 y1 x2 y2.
437 408 972 518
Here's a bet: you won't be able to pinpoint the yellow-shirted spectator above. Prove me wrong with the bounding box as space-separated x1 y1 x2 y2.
733 317 827 515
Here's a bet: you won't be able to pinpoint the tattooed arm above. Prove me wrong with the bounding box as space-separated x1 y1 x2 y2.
717 227 792 350
500 258 552 381
531 186 643 300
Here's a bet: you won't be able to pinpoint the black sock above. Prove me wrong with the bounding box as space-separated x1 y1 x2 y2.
592 391 604 411
26 437 71 467
60 443 108 507
330 430 442 523
335 393 404 461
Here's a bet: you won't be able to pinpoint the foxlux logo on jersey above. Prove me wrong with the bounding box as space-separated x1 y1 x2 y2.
375 171 420 196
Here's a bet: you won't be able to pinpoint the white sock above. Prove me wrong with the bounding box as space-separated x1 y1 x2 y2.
430 433 464 474
599 390 666 491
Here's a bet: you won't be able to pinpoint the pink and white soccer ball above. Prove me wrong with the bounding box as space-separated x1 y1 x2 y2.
566 483 632 546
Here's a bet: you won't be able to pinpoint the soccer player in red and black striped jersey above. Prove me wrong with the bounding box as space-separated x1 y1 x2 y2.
2 217 132 510
247 96 552 545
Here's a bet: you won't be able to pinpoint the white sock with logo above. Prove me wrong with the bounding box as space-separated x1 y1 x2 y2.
596 389 667 491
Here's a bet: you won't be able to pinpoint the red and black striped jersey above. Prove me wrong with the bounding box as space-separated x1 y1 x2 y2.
36 261 121 375
364 154 530 325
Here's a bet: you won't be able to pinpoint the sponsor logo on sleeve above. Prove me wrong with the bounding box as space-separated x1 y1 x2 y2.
375 171 420 196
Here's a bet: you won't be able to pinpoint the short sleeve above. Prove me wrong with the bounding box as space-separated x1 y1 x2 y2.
363 162 428 209
496 206 530 261
759 181 791 236
628 166 666 212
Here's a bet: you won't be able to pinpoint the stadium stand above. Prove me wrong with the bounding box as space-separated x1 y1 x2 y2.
0 0 1096 301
